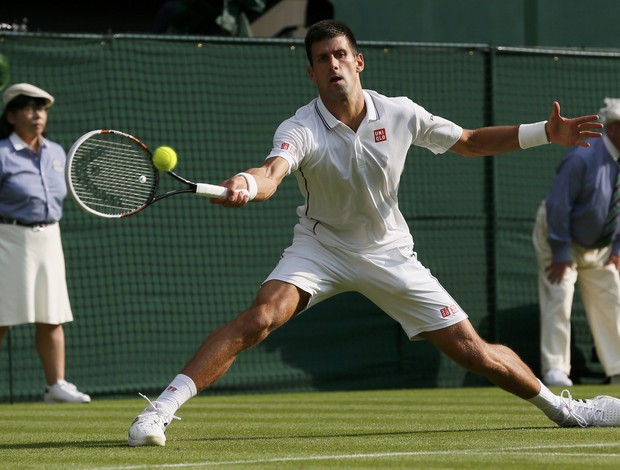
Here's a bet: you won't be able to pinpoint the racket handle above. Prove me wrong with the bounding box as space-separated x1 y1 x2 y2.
195 183 229 198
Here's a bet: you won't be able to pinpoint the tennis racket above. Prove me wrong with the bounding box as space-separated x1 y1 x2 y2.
65 129 229 218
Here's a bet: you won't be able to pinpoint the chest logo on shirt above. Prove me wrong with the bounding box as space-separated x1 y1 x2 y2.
374 128 387 143
52 159 64 172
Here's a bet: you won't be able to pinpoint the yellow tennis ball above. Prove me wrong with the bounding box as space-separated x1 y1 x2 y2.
152 146 178 172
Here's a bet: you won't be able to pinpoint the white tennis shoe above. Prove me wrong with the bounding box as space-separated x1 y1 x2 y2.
553 390 620 427
44 380 91 404
128 394 180 447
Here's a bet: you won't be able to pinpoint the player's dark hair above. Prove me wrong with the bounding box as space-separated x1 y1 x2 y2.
304 19 358 65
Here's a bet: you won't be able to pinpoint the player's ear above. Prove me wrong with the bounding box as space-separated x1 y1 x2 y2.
356 53 364 73
307 65 317 83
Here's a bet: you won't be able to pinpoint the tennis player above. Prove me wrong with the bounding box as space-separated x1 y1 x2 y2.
129 19 620 446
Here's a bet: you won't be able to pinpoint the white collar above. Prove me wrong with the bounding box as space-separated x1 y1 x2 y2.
10 132 47 152
316 90 379 129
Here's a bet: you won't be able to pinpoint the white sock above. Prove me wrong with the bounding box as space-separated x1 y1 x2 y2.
527 379 563 420
153 374 197 415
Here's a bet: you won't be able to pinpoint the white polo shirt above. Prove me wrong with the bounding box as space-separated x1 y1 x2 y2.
267 89 463 253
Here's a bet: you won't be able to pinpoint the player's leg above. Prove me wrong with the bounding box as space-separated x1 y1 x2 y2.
359 241 620 428
128 280 310 446
419 320 540 398
420 320 620 427
181 280 310 390
129 228 346 446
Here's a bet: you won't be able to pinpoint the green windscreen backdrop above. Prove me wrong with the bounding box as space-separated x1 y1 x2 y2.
1 33 619 402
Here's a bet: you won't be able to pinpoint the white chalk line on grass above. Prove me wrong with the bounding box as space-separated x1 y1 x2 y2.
94 443 620 469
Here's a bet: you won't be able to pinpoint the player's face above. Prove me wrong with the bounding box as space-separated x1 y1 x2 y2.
307 35 364 101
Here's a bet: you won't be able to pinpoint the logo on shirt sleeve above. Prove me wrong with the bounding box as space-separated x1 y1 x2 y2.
280 142 297 156
439 304 459 318
374 128 387 143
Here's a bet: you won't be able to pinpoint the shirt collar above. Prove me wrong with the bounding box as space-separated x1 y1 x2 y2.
315 90 379 129
10 132 47 152
603 134 620 161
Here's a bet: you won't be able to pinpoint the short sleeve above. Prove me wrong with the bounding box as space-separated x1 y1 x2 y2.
408 100 463 154
266 119 310 173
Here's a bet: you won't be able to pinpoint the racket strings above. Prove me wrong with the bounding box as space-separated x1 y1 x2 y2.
69 133 158 216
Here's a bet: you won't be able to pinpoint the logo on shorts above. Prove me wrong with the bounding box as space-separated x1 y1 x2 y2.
374 128 387 143
440 304 459 318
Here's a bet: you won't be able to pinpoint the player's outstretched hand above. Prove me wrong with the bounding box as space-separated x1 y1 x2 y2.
546 101 603 147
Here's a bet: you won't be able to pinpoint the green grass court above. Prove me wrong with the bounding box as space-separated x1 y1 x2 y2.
2 386 620 469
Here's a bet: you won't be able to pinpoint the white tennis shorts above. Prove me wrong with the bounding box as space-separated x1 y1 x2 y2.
265 224 468 339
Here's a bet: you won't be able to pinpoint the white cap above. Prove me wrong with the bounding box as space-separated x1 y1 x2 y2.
599 97 620 124
2 83 55 109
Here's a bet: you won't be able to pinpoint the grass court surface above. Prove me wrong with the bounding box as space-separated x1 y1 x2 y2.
2 386 620 469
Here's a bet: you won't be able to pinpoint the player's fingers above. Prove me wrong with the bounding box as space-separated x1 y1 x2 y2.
579 130 603 138
209 194 228 205
573 115 602 126
221 189 249 208
209 188 245 206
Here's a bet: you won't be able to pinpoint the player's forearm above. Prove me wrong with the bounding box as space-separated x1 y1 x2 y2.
237 167 285 202
452 126 521 157
248 171 279 201
242 157 290 202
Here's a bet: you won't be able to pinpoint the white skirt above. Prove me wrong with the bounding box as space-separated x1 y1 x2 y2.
0 222 73 326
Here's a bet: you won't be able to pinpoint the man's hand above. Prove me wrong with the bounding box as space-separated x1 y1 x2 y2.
606 253 620 271
546 101 603 147
545 260 573 284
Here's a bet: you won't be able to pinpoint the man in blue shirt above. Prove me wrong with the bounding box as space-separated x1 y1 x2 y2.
533 97 620 387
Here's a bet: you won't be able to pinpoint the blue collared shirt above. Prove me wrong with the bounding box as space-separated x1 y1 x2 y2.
545 135 620 261
0 132 67 224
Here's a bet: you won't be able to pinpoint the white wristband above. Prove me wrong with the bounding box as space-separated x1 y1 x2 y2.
518 121 550 149
236 172 257 201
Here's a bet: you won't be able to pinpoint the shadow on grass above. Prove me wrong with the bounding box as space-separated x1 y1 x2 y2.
0 440 124 449
0 425 557 450
183 425 555 443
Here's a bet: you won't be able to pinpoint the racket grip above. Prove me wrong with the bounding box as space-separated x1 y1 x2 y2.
195 183 229 198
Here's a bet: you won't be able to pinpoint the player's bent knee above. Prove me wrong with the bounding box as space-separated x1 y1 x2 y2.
235 304 285 343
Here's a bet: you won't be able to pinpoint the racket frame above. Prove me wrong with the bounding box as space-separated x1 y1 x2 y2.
66 129 228 219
